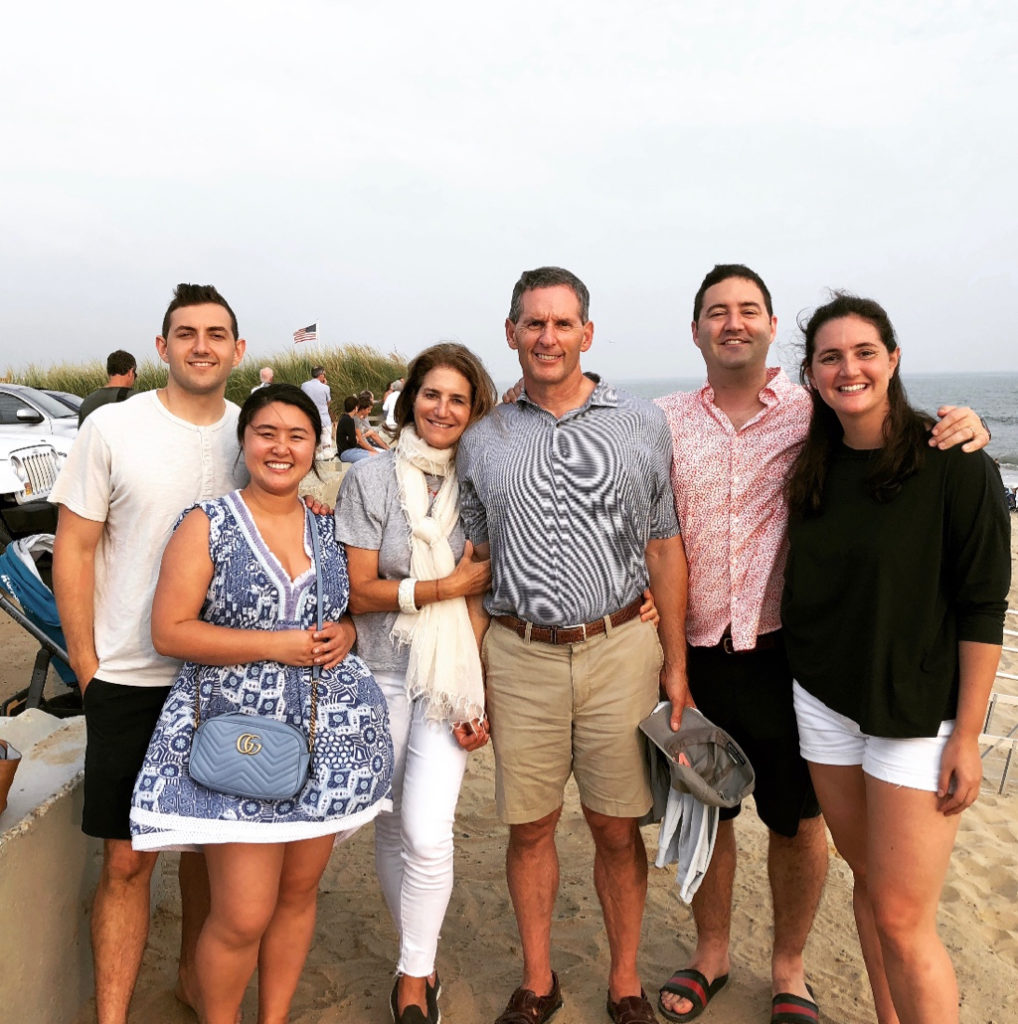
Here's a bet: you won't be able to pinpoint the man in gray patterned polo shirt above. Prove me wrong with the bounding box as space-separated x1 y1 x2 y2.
457 266 689 1024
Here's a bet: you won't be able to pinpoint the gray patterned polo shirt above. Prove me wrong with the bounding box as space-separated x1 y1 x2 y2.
456 378 679 625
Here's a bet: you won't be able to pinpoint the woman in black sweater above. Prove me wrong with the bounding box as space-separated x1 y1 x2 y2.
782 294 1009 1024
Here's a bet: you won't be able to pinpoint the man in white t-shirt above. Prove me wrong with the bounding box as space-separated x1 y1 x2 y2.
51 284 248 1024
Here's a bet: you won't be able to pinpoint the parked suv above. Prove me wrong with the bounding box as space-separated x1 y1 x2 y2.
0 435 62 544
0 383 78 453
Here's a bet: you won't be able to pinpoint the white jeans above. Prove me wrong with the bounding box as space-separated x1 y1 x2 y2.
373 671 468 977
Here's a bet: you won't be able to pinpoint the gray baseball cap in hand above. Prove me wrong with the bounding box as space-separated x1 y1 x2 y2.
640 704 755 808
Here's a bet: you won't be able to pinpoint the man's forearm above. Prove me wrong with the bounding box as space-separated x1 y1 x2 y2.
52 520 99 683
467 593 490 651
644 533 689 678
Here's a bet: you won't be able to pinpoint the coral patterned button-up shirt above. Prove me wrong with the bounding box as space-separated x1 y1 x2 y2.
655 368 811 651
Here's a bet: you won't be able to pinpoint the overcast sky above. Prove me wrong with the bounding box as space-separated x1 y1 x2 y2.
2 0 1015 384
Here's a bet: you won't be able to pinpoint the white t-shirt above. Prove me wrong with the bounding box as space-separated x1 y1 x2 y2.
49 390 248 689
382 389 400 429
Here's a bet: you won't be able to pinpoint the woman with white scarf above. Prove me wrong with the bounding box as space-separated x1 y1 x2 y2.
336 344 496 1024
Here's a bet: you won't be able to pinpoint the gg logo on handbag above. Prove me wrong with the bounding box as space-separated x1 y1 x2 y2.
236 733 263 756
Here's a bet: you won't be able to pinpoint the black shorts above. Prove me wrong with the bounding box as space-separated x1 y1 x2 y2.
82 678 171 840
687 633 820 838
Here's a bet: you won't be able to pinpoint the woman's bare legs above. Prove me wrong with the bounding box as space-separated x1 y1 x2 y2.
865 774 961 1024
256 835 335 1024
809 763 962 1024
199 843 286 1024
199 836 334 1024
809 764 899 1024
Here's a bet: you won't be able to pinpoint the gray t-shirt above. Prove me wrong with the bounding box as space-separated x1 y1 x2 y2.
334 451 466 674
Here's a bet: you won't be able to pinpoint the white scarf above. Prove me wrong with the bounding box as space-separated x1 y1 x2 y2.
390 425 485 723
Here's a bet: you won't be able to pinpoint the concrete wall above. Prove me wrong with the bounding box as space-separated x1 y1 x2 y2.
0 711 100 1024
301 459 349 509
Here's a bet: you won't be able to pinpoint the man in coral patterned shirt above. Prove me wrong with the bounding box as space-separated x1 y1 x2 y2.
654 264 990 1024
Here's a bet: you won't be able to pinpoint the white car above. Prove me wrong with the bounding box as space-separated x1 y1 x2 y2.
0 383 78 455
0 433 63 544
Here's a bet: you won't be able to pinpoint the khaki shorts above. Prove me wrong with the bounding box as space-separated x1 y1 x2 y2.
482 615 663 824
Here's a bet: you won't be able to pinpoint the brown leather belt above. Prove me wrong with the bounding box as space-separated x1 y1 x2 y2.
495 596 644 646
718 630 782 655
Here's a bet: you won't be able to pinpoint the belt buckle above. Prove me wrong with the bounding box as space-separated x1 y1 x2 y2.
722 636 735 654
549 622 588 644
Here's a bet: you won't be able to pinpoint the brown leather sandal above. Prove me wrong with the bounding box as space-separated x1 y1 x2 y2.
606 988 658 1024
494 972 563 1024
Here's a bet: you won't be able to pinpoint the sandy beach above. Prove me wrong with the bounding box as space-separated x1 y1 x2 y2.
1 526 1015 1024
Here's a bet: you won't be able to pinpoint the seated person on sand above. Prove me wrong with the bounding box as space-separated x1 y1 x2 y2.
338 394 376 463
355 395 390 452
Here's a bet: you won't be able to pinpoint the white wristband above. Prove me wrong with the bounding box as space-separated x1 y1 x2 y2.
398 577 420 614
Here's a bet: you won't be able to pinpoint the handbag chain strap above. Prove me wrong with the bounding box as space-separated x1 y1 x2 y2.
193 506 327 759
307 506 323 755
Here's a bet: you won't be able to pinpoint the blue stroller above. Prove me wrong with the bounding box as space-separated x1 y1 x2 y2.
0 534 82 717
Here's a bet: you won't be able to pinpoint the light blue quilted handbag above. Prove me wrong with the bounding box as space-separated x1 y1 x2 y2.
188 509 323 801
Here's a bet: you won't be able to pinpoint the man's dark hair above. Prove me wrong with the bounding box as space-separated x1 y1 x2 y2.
343 395 359 413
508 266 590 324
107 350 136 376
692 264 773 321
161 283 238 340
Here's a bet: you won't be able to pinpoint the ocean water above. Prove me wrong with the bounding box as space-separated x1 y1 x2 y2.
620 372 1018 487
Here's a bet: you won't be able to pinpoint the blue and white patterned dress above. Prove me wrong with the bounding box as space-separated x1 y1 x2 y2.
130 491 393 850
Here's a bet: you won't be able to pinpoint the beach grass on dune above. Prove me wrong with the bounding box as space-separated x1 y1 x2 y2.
6 344 407 412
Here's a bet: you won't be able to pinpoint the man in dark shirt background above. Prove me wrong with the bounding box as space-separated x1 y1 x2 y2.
78 350 137 425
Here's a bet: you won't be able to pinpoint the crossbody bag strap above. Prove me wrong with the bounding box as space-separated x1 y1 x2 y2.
305 506 324 755
192 507 327 748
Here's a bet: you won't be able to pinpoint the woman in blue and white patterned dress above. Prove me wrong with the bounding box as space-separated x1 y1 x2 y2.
130 383 393 1024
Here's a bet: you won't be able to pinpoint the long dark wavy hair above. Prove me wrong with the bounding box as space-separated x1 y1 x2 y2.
786 293 931 517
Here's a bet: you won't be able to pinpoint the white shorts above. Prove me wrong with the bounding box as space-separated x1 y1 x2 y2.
792 682 953 793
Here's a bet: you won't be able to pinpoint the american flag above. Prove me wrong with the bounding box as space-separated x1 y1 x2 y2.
293 322 317 344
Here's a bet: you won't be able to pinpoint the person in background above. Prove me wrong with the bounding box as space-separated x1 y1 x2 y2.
337 395 372 463
251 366 274 392
78 349 137 425
382 378 403 434
301 366 333 456
654 264 992 1024
337 342 495 1024
782 294 1008 1024
355 395 390 452
131 383 393 1024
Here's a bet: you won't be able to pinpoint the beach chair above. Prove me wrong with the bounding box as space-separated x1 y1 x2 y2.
0 533 81 717
979 695 1018 795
